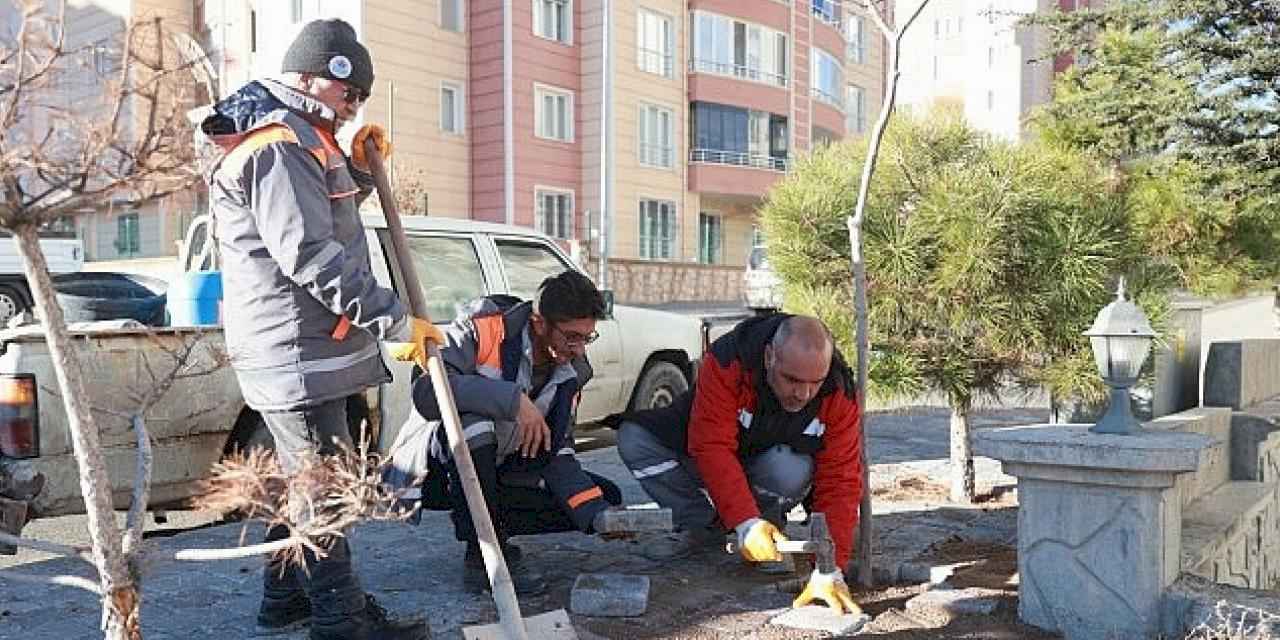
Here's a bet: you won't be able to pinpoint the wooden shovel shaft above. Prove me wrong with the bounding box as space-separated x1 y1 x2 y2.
363 140 530 640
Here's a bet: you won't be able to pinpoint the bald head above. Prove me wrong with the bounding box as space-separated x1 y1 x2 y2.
765 316 834 412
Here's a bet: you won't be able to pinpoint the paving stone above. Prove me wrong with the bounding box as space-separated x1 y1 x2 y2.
570 573 650 617
904 586 1004 616
770 605 871 635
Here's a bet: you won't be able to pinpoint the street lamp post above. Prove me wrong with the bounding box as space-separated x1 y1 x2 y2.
1085 279 1157 435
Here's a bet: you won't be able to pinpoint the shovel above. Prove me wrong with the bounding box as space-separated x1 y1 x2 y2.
362 140 578 640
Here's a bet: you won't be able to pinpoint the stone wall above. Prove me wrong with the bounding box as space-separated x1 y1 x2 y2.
1191 486 1280 591
585 258 745 305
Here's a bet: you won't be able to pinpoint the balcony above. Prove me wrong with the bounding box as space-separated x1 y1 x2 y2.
810 86 844 111
637 48 674 78
690 148 788 172
689 58 788 89
688 149 788 198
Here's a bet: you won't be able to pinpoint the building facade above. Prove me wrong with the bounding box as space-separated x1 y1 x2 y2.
895 0 1087 141
62 0 888 304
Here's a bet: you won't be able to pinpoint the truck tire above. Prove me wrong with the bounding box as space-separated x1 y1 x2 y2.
0 285 27 326
630 361 689 412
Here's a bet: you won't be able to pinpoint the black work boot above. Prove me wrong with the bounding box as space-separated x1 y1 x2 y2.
257 593 311 632
462 542 546 596
309 594 429 640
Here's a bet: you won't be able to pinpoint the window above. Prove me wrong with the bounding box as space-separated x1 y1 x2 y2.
440 82 463 134
846 15 867 64
534 0 571 44
91 40 119 75
691 11 788 87
638 199 676 260
535 85 573 142
638 104 674 168
407 235 489 322
988 46 995 69
810 48 844 109
290 0 303 22
690 102 788 170
115 213 140 256
637 8 673 77
494 239 574 301
698 213 723 264
535 189 574 239
441 0 463 31
987 90 995 110
812 0 838 26
847 85 867 133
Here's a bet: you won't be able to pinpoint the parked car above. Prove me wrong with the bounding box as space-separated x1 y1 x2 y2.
743 245 783 312
0 228 84 325
0 215 707 531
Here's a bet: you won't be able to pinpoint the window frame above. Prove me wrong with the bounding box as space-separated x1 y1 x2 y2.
440 0 464 32
534 186 575 240
534 83 575 142
115 212 140 256
637 102 676 169
533 0 573 45
697 211 724 265
439 81 464 135
637 198 677 260
637 7 675 78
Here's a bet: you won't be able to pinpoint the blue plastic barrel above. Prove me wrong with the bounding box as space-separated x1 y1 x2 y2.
167 271 222 326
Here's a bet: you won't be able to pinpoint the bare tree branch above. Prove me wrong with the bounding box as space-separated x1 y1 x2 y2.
123 415 152 556
0 568 102 595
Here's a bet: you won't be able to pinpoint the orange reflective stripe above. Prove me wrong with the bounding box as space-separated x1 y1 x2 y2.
332 316 351 341
219 125 300 176
473 315 505 371
566 486 603 509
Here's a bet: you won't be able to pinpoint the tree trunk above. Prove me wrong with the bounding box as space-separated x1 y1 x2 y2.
949 402 975 504
12 227 139 639
846 0 934 588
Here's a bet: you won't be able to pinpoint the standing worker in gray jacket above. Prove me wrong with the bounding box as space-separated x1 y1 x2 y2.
200 19 439 640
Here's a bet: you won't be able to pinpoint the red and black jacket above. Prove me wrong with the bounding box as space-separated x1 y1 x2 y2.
620 314 864 567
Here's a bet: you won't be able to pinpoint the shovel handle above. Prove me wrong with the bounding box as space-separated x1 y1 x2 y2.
363 140 531 640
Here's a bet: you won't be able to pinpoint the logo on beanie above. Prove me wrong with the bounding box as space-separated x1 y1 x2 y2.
328 55 352 79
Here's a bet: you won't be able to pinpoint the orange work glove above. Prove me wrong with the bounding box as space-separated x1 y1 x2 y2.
387 316 445 370
351 124 392 171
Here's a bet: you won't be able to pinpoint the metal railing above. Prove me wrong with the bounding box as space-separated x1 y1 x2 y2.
689 58 789 88
637 48 674 78
811 86 845 110
639 143 675 168
690 148 788 172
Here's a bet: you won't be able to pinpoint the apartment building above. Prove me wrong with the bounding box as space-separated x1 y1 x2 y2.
47 0 887 303
895 0 1084 141
0 0 199 262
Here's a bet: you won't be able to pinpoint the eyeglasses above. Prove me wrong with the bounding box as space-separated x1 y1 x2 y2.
341 84 370 105
552 324 599 347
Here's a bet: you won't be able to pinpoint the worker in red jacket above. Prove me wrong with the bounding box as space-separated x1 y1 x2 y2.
616 314 863 614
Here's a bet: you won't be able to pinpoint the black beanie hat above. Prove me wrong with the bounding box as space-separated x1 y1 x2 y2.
281 19 374 95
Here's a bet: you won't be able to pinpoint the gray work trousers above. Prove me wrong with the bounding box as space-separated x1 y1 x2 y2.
615 421 814 531
258 398 365 629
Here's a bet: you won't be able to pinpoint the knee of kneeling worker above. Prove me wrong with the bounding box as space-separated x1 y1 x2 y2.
749 445 814 499
615 421 653 466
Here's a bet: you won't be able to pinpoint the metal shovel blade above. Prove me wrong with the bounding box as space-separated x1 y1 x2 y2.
462 608 578 640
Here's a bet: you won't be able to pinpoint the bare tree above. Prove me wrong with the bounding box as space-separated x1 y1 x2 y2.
845 0 933 587
0 2 204 636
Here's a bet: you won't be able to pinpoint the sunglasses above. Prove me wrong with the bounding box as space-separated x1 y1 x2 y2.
341 83 370 105
552 324 600 347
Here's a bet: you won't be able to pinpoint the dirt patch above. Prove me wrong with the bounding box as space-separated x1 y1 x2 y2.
872 475 1019 507
915 538 1020 590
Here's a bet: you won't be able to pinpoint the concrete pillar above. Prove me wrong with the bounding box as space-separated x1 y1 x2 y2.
973 425 1214 639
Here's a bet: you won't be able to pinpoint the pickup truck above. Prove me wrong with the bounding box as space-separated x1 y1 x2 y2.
0 215 707 533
